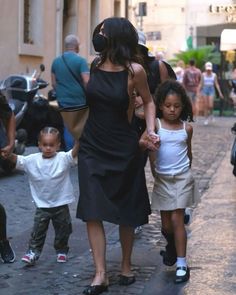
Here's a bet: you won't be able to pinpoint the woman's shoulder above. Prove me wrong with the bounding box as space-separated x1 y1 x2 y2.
129 62 145 73
129 62 146 80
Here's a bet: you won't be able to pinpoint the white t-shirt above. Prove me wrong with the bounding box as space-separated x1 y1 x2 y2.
16 150 76 208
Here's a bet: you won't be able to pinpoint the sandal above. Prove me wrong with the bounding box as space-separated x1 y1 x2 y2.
83 284 108 295
118 274 136 286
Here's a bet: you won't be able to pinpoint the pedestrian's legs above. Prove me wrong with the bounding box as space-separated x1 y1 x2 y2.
160 211 177 266
119 225 135 276
0 203 7 240
171 209 190 284
28 208 51 256
52 205 72 254
203 95 209 120
208 95 214 119
86 220 108 286
171 209 186 257
0 203 15 263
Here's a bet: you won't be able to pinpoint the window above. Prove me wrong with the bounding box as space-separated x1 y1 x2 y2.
18 0 44 56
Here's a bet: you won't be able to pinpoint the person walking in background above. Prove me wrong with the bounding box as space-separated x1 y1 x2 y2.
8 127 79 266
175 60 185 84
0 93 16 263
155 51 165 61
51 34 89 150
134 30 170 137
76 17 159 295
134 30 175 235
0 204 15 263
198 61 224 125
183 59 202 119
140 80 199 284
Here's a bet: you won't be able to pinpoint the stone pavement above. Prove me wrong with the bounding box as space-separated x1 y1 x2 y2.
0 116 236 295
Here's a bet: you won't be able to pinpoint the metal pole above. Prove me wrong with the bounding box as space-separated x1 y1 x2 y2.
125 0 129 19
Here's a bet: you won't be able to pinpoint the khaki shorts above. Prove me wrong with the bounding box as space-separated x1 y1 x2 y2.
151 169 200 211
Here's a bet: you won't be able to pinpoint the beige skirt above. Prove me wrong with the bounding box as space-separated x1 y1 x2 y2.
151 169 200 211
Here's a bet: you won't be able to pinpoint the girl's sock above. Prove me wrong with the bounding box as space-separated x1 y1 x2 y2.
176 257 187 276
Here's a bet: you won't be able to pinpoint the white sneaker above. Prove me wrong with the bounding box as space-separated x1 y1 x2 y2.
21 250 37 266
57 253 67 263
204 119 208 125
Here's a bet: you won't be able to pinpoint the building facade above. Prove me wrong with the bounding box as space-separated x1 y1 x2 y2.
1 0 236 88
129 0 236 62
0 0 126 88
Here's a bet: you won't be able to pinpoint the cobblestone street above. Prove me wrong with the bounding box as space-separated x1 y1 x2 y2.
0 116 235 295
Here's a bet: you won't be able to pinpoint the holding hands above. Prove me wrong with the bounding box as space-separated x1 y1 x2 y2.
139 130 160 151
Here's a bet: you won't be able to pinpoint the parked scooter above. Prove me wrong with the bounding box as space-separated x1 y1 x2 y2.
16 65 64 147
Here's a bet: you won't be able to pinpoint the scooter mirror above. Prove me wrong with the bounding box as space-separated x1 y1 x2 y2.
40 64 45 72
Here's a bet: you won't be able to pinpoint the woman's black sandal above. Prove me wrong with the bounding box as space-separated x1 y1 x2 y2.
118 274 136 286
83 284 108 295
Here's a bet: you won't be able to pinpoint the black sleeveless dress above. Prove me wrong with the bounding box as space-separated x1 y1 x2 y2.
76 68 151 227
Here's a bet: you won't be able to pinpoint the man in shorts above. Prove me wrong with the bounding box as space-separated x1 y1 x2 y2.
183 59 202 118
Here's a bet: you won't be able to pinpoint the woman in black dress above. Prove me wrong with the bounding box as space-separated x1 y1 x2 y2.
76 17 158 295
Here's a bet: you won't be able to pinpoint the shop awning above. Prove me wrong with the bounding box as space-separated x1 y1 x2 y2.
220 29 236 51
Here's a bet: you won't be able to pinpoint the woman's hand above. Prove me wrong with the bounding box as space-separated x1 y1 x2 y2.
0 144 14 159
134 95 143 108
139 131 160 151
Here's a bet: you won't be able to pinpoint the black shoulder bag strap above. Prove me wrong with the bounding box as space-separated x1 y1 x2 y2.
61 54 86 94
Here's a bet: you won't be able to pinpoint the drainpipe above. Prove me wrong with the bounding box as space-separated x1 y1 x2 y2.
56 0 63 56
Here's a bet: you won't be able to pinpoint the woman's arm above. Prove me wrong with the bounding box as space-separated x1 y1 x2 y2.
71 141 80 158
132 64 156 136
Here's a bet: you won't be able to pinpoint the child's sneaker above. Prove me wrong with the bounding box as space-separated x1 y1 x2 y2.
21 250 37 266
0 240 16 263
57 253 67 263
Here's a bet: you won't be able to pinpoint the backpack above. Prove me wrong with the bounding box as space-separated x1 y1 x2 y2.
148 60 176 94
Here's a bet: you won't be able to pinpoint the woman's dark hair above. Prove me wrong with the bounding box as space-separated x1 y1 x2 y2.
92 17 142 74
154 80 193 122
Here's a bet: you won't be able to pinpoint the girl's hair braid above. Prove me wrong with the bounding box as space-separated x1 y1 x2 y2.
39 127 61 142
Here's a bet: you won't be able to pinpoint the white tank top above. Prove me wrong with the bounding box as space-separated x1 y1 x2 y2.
155 118 190 175
203 73 215 87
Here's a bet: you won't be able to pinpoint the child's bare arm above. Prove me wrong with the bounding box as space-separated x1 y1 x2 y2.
6 153 17 166
148 151 157 178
